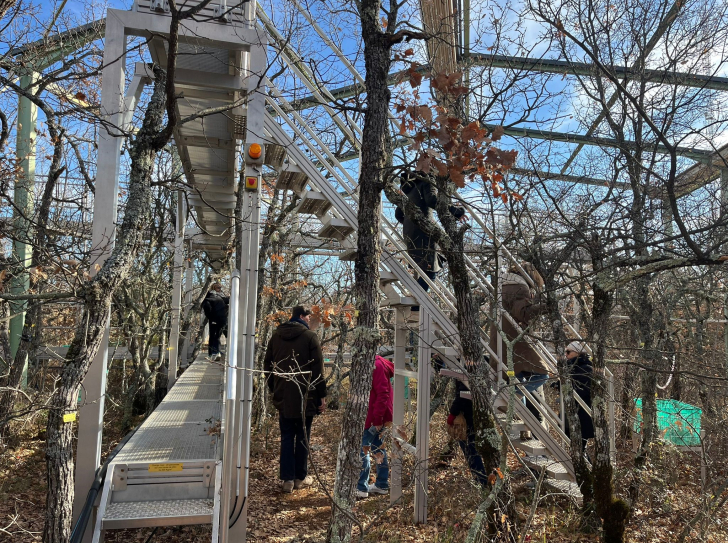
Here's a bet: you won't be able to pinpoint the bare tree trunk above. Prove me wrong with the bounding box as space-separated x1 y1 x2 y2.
590 259 629 542
326 1 390 538
43 65 169 543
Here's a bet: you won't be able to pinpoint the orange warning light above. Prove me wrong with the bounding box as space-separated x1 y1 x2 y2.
245 176 258 191
248 143 262 159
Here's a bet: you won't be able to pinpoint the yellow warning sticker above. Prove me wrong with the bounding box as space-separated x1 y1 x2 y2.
63 412 77 423
148 463 184 473
506 370 515 377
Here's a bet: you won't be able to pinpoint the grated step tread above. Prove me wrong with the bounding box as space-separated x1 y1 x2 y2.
543 479 583 504
523 455 572 481
515 438 548 456
102 499 214 529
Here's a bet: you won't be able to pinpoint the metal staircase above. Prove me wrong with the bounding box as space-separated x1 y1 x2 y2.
92 357 224 542
254 4 612 513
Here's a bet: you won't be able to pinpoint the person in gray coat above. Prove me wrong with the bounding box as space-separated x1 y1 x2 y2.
395 172 465 309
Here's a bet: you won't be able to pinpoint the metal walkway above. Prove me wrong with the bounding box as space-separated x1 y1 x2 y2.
92 356 223 542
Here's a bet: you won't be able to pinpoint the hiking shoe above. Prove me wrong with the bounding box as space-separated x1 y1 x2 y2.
294 476 314 489
214 353 222 361
520 430 532 441
281 480 294 493
355 489 369 499
367 484 388 495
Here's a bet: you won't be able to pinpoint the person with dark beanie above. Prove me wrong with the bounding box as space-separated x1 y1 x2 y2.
264 305 326 493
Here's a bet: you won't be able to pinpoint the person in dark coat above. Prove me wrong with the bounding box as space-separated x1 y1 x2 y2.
395 173 465 309
264 305 327 493
563 341 594 454
446 379 488 485
202 283 229 360
489 263 549 421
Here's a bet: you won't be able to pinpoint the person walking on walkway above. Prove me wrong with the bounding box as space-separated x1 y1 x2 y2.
202 282 229 361
264 305 327 493
395 172 465 310
356 355 394 499
489 262 549 422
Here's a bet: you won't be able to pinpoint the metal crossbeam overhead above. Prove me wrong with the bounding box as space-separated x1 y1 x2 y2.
487 123 718 163
468 53 728 92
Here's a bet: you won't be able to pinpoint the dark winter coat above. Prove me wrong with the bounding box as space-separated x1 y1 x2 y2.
202 291 229 325
488 273 549 375
365 356 394 429
566 352 594 440
396 178 465 274
449 380 474 430
264 320 326 419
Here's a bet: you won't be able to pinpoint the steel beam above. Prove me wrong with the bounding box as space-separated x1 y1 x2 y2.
72 13 127 534
468 53 728 92
168 192 186 389
9 72 37 378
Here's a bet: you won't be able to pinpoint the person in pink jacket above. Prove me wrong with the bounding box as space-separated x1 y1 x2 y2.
356 355 394 499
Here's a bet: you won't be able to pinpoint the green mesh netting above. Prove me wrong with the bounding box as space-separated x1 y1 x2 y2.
634 398 702 447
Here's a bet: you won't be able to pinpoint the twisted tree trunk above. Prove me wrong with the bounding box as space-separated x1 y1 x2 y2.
43 64 169 543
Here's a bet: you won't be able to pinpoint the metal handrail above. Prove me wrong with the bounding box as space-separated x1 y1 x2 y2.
220 270 241 541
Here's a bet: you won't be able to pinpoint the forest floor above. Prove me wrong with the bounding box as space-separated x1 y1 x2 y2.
2 401 727 542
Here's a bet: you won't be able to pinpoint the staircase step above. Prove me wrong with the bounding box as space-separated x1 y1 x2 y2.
265 143 286 168
102 498 214 530
515 438 548 456
339 249 358 261
379 270 399 286
522 456 571 481
276 163 308 193
543 479 583 505
382 296 418 308
439 368 468 381
318 216 354 240
495 414 527 435
296 190 332 215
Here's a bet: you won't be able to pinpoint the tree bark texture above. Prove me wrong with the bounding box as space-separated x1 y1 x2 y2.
326 1 390 539
43 66 168 543
591 274 629 542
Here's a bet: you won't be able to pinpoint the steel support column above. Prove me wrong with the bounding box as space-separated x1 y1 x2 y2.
414 308 431 524
9 73 38 383
180 257 194 368
72 12 127 532
167 192 186 389
227 35 267 542
390 307 407 506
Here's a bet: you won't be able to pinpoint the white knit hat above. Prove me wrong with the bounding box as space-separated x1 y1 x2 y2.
565 341 583 354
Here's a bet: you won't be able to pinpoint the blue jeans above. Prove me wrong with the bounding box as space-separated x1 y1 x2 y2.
459 433 488 486
358 426 389 492
516 371 548 421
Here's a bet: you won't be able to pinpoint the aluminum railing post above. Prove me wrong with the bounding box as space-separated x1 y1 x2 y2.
220 271 241 543
414 308 431 524
391 307 406 506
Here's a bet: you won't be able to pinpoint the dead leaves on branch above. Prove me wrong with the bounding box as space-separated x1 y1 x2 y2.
396 67 519 199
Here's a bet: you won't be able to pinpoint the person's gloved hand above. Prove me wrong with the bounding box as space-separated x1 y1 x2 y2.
447 414 456 426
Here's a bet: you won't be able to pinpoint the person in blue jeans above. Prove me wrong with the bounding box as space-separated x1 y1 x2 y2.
356 355 394 499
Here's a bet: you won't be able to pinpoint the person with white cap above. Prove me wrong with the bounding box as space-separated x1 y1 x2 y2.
563 341 594 456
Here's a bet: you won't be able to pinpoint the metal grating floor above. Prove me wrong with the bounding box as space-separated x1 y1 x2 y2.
105 499 214 520
113 358 223 464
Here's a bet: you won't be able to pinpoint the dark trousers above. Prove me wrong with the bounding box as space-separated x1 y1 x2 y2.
459 432 488 486
412 270 438 311
208 321 226 356
279 414 313 481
